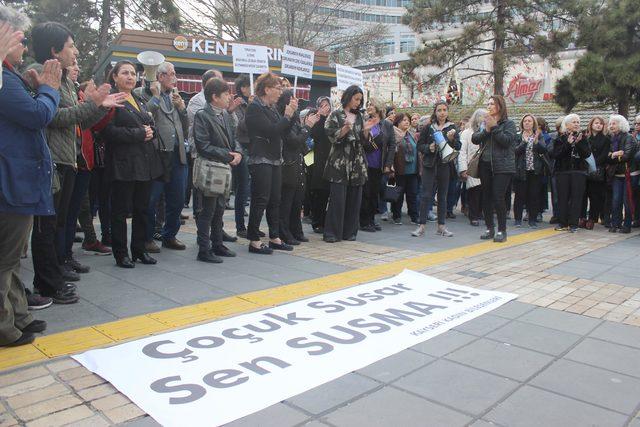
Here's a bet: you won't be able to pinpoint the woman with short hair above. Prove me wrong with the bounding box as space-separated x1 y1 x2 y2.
471 95 517 242
607 114 638 233
550 113 591 233
458 109 486 226
244 72 298 254
391 112 420 226
359 97 395 232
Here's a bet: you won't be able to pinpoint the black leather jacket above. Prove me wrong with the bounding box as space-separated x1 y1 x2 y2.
471 118 518 174
192 104 240 163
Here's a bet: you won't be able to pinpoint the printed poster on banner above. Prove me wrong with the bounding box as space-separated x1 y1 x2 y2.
232 44 270 75
74 270 517 427
281 45 315 80
335 63 364 90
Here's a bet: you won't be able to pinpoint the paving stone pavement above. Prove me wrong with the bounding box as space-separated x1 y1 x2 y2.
3 211 640 426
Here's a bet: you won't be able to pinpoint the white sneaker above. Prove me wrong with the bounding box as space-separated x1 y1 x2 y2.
381 212 389 221
436 227 453 237
411 226 425 237
427 211 437 222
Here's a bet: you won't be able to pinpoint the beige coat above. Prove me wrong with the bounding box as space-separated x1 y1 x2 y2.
458 128 481 189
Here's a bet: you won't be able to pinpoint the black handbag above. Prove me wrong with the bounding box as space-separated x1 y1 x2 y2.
383 179 404 203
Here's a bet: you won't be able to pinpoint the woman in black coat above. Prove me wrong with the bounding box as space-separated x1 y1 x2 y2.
244 72 297 254
513 114 547 228
277 90 320 245
101 61 162 268
581 116 610 229
471 95 518 243
549 113 591 233
415 101 460 237
309 96 332 233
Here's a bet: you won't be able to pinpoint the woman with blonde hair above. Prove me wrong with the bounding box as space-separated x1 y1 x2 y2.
513 114 547 228
458 109 485 226
581 116 610 229
359 97 395 232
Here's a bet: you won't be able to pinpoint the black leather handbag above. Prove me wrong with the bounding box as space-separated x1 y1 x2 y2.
383 179 404 203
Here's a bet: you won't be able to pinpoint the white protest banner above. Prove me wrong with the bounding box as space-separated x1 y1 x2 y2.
74 270 516 427
335 63 364 90
281 45 315 92
232 44 270 95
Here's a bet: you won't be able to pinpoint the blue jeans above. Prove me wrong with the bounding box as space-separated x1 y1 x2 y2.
147 150 188 240
232 153 250 231
64 169 91 259
612 175 639 228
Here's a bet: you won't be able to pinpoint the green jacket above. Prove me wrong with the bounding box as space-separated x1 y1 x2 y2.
323 108 368 186
24 65 106 167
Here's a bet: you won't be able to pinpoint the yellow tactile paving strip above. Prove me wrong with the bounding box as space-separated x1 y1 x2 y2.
0 228 557 372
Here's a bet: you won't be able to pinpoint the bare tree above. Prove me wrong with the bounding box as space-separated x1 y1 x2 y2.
178 0 387 63
177 0 269 41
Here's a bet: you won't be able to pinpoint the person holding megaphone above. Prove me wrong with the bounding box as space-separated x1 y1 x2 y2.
414 101 459 238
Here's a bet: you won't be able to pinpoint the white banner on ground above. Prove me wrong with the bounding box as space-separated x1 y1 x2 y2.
335 63 364 90
232 44 270 75
281 45 315 80
74 270 516 427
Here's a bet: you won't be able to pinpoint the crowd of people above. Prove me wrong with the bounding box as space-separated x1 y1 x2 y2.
1 7 640 348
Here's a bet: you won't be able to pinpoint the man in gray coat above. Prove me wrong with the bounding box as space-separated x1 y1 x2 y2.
140 62 189 251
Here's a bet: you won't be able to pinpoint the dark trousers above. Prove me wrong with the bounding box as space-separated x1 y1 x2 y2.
248 163 281 241
195 190 225 252
556 172 587 228
54 164 77 264
447 172 461 213
419 165 449 225
64 169 91 259
392 173 419 222
324 182 362 241
540 177 549 211
232 154 250 232
31 215 65 295
550 176 559 217
583 179 606 221
303 165 313 218
479 161 512 232
602 185 613 225
612 175 639 228
111 180 151 260
185 155 194 207
0 213 33 345
360 167 382 227
148 151 187 240
280 180 304 241
467 185 482 222
90 167 111 241
513 171 542 223
311 188 330 229
78 190 97 245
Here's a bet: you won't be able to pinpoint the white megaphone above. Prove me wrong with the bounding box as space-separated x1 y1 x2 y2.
432 128 459 163
137 51 165 82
